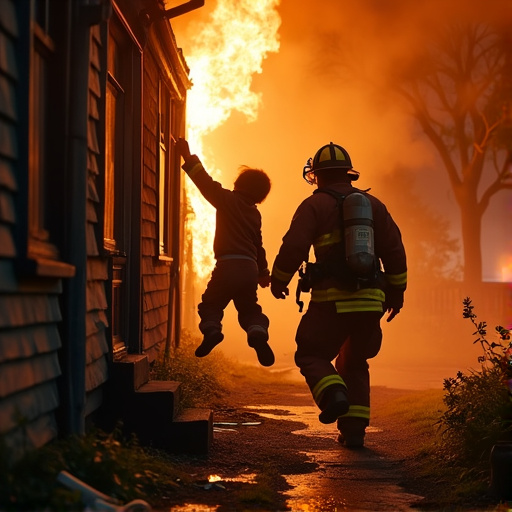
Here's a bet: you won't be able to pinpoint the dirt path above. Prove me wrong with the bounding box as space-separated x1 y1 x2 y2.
152 375 451 512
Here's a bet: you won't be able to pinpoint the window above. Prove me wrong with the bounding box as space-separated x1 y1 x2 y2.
158 81 171 257
28 0 58 260
104 13 141 356
104 33 124 252
158 80 181 260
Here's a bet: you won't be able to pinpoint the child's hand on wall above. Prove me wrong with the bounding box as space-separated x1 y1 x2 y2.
175 138 191 160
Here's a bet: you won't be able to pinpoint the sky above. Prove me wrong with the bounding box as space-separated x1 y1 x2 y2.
171 0 512 388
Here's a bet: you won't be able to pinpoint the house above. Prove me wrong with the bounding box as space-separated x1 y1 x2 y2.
0 0 211 462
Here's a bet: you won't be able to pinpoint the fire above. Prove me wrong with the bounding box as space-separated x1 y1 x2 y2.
181 0 281 280
502 257 512 283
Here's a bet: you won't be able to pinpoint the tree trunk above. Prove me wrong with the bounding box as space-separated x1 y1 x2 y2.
458 194 483 284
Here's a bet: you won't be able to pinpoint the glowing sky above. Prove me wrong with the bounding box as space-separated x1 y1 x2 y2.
171 0 512 388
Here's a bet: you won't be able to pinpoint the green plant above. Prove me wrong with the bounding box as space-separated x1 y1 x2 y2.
433 297 512 497
0 426 187 511
150 329 232 408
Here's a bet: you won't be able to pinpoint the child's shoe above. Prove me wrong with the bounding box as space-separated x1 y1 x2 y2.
247 325 274 367
195 329 224 357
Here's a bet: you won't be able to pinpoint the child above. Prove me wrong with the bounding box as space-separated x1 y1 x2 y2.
175 138 274 366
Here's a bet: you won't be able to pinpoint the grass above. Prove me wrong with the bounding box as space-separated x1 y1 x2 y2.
150 329 294 408
0 331 294 511
2 325 511 510
0 427 190 511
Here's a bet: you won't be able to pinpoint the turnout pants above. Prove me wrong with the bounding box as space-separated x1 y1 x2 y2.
295 301 383 424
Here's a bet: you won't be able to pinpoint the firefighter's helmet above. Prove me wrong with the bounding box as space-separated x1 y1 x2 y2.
303 142 360 185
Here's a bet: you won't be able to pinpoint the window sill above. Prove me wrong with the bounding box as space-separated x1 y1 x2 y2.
16 257 76 279
158 255 173 265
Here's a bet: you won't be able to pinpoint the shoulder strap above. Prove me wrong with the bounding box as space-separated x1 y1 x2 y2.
314 186 371 201
313 187 347 205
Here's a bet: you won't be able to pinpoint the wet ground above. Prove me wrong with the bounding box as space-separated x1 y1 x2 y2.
151 379 443 512
250 406 421 512
247 400 424 511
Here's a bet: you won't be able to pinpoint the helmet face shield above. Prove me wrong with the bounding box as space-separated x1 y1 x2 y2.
303 157 317 185
302 142 359 184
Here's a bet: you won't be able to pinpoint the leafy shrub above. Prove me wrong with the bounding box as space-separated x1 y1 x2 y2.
150 329 232 408
435 297 512 488
0 426 187 511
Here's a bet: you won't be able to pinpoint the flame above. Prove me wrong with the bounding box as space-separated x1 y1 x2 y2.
502 258 512 282
182 0 281 280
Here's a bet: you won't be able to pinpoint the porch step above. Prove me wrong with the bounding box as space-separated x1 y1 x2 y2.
168 408 213 455
110 354 149 391
137 407 213 455
108 357 213 455
133 380 181 422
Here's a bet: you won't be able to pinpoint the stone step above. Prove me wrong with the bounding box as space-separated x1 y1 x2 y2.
106 358 213 455
127 382 213 454
110 354 149 391
121 380 182 435
168 407 213 455
134 380 182 422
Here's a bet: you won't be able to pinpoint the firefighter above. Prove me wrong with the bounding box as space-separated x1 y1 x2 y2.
270 142 407 448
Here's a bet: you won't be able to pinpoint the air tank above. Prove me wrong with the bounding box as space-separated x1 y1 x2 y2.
343 192 375 276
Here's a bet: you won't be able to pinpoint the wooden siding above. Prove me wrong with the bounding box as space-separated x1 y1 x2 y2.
0 0 194 462
0 0 63 456
85 25 110 413
141 49 171 360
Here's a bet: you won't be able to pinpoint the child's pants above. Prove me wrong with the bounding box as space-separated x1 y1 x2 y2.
198 258 269 335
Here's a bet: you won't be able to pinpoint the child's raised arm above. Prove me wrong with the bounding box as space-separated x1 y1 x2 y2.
175 137 192 161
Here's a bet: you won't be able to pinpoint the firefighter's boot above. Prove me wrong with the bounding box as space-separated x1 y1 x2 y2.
195 328 224 357
247 325 274 367
318 385 349 424
337 417 367 449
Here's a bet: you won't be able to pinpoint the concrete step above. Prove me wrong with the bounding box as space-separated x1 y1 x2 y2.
127 382 213 455
168 407 213 455
105 358 213 455
110 354 149 391
133 380 181 422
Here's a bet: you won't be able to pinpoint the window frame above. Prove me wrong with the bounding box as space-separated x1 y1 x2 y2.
18 0 75 278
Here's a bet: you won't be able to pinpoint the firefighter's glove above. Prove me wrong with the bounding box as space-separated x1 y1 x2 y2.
271 279 289 300
384 288 404 323
258 274 271 288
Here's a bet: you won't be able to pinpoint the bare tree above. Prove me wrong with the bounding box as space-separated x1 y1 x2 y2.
396 23 512 284
375 168 462 283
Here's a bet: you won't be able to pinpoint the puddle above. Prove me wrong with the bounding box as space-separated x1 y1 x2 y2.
246 404 384 439
286 495 349 511
165 474 257 511
207 473 257 484
245 403 421 512
167 505 219 511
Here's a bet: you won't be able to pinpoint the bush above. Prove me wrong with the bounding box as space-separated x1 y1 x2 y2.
0 426 187 511
433 297 512 495
150 329 232 408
